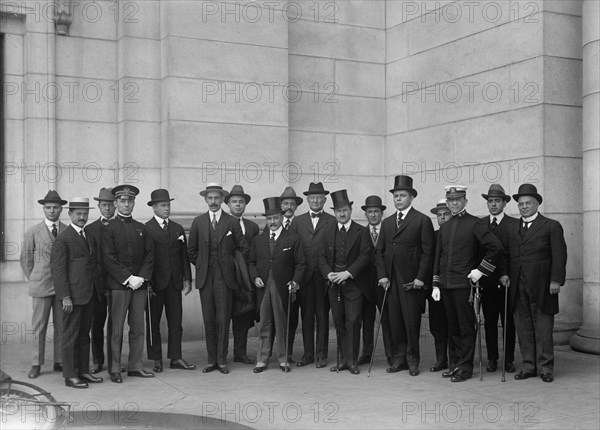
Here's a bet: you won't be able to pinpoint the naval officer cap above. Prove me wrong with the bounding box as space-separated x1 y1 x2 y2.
112 184 140 200
445 185 467 199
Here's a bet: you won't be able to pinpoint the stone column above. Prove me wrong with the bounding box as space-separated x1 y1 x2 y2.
571 0 600 355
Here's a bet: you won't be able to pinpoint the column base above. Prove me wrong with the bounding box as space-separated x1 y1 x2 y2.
570 327 600 355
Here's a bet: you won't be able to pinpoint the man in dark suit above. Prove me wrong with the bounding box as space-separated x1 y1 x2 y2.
427 199 455 373
504 184 567 383
319 190 371 375
376 175 435 376
479 184 517 373
188 183 249 374
359 195 391 366
145 189 195 373
225 185 260 365
85 187 116 374
20 190 67 379
431 186 504 383
248 197 305 373
50 197 103 388
103 185 155 383
293 182 336 368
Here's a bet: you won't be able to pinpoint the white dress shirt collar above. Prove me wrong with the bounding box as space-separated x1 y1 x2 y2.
490 212 505 223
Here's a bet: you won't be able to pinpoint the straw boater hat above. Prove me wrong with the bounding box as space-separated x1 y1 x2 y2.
38 190 67 206
389 175 418 197
512 183 543 204
280 186 303 206
430 199 449 215
482 184 510 203
147 189 174 206
224 185 251 204
262 197 285 216
66 197 94 210
361 195 386 212
199 182 229 198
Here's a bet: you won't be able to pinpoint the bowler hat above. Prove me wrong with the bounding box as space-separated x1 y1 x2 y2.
280 186 303 206
389 175 418 197
147 189 174 206
93 187 115 202
303 182 330 196
512 183 543 204
66 197 94 210
200 182 229 198
330 189 353 210
361 195 386 212
38 190 67 206
430 199 449 215
482 184 510 202
262 197 285 216
112 185 140 200
224 185 251 204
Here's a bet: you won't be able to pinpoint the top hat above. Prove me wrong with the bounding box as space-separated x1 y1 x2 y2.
66 197 94 210
445 185 467 199
262 197 284 216
430 199 449 215
330 189 353 210
280 186 303 206
512 183 543 204
361 195 386 212
224 185 251 204
93 187 115 202
482 184 510 202
38 190 67 206
147 189 174 206
303 182 330 196
112 185 140 200
200 182 229 198
389 175 418 197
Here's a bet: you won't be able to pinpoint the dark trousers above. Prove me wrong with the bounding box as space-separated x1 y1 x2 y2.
146 281 183 361
62 299 94 378
109 288 147 373
199 265 233 366
329 281 363 366
257 276 288 365
233 310 254 360
91 291 108 365
514 273 555 375
482 284 515 363
299 270 330 361
427 295 457 367
443 288 476 374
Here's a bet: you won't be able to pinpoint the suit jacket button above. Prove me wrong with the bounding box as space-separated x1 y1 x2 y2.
392 242 396 245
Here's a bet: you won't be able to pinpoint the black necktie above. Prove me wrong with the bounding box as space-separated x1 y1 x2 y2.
269 232 276 256
284 219 290 230
340 225 347 233
520 220 530 238
212 213 217 231
491 217 498 233
162 220 169 237
79 230 89 250
51 224 57 238
396 212 404 229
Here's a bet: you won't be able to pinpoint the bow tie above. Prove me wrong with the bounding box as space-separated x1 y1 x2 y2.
311 212 322 218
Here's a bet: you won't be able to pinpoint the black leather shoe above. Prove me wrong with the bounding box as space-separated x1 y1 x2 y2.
387 357 393 366
349 366 360 375
127 370 155 378
54 363 63 372
514 371 537 380
442 367 459 378
429 363 448 372
296 358 314 367
316 358 327 368
386 363 409 373
409 369 420 376
203 364 219 373
486 360 498 372
330 364 349 372
170 359 196 370
287 356 295 364
153 360 163 373
253 366 267 373
505 362 516 373
91 364 103 374
218 366 230 375
540 373 553 383
357 356 370 365
79 373 103 383
451 371 472 382
234 356 255 364
280 365 291 373
109 373 122 383
28 366 41 379
65 377 88 388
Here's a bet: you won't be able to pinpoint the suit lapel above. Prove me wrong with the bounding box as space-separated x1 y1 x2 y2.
521 215 545 244
218 213 228 243
393 208 415 237
346 222 359 256
314 213 330 234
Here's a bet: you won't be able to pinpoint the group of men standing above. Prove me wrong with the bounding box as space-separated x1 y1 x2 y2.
20 174 567 387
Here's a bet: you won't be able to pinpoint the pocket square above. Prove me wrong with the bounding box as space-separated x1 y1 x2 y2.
226 231 232 236
282 247 291 251
178 235 185 242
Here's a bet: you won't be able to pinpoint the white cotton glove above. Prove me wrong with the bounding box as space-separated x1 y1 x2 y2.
431 287 441 302
129 276 145 290
467 269 484 283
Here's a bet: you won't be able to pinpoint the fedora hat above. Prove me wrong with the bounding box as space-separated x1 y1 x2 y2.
280 186 303 206
361 195 386 212
200 182 229 198
147 189 174 206
330 189 353 210
112 184 140 200
38 190 67 206
224 185 251 204
445 185 467 199
482 184 510 202
512 183 543 204
262 197 284 216
303 182 330 196
389 175 418 197
66 197 94 210
93 187 115 202
430 199 449 215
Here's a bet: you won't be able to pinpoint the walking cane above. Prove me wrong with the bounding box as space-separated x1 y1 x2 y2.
284 282 293 372
146 284 153 347
501 283 509 382
472 281 483 381
336 281 343 374
368 284 389 377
